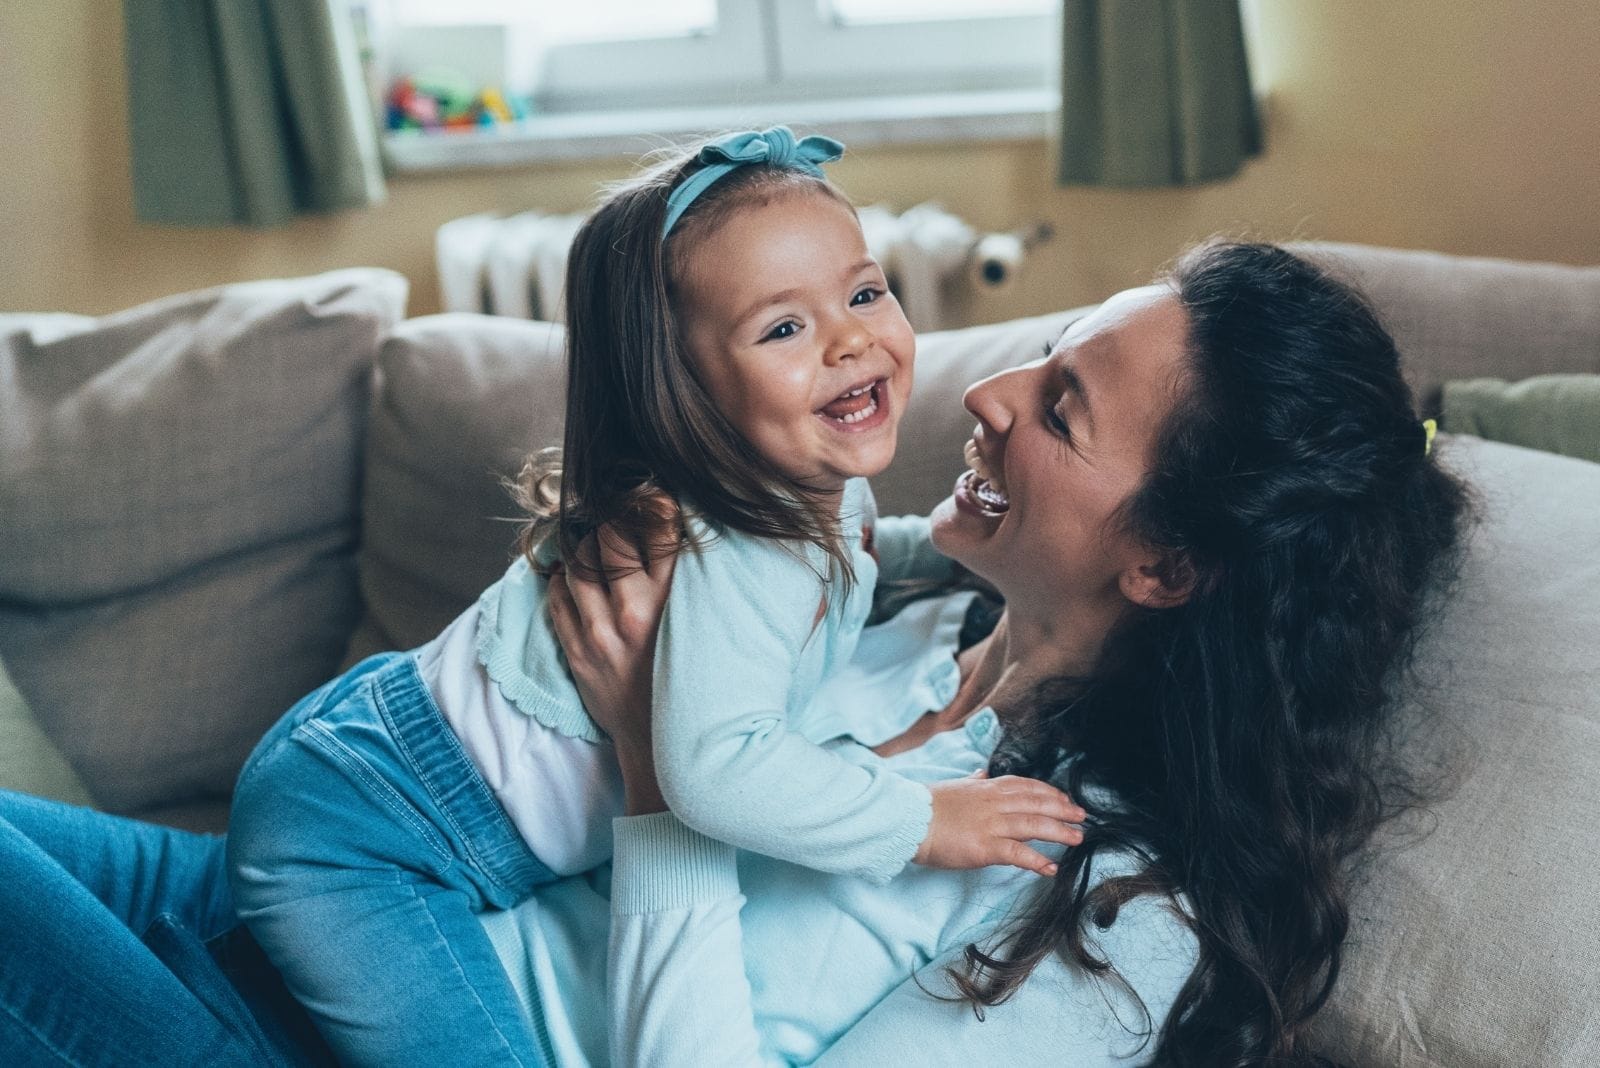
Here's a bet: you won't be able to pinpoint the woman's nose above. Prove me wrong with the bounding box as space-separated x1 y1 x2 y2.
962 365 1023 436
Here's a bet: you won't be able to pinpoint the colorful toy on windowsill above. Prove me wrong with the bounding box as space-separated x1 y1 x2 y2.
385 74 529 134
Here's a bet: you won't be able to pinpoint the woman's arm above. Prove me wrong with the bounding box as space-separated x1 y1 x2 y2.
819 891 1199 1067
605 808 1197 1068
548 541 778 1064
607 812 775 1066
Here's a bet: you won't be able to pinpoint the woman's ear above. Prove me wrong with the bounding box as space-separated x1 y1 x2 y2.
1118 551 1196 610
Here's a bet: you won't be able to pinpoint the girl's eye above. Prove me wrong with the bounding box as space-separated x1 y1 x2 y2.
851 287 882 307
763 320 800 342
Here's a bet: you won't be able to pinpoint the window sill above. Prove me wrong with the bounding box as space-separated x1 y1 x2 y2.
382 88 1057 173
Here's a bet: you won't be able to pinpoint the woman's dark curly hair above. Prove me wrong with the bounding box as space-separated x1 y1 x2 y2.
954 242 1470 1065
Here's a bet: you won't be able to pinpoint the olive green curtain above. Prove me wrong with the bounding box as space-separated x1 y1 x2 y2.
1058 0 1260 187
125 0 384 226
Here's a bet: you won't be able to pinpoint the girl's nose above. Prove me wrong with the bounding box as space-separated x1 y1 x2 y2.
823 319 874 366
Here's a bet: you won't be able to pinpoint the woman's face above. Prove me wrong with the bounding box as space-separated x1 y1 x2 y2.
929 284 1191 621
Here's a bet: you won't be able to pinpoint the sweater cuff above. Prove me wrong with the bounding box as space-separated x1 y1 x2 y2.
611 811 741 916
861 776 935 886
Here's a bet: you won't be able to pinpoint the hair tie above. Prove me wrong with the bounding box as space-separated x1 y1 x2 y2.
662 126 845 237
1422 418 1438 456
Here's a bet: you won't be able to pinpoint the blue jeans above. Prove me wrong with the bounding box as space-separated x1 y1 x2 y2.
228 653 557 1068
0 789 330 1066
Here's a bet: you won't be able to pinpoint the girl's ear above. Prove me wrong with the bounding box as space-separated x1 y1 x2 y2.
1118 551 1196 610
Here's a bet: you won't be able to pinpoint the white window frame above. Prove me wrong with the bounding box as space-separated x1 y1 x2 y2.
375 0 1059 171
771 0 1054 100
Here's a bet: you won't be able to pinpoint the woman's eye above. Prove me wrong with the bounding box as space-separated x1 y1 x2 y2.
1046 404 1071 439
763 320 800 342
851 287 882 307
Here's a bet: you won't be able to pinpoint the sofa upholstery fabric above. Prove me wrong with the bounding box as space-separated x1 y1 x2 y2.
0 270 406 816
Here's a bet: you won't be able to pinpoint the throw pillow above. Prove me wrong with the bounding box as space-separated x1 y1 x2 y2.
0 655 92 805
0 270 407 818
1441 373 1600 464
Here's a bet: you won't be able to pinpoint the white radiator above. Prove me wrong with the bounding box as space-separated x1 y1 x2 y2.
436 204 1048 331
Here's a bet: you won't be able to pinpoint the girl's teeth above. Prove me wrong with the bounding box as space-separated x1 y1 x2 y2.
832 394 878 423
822 381 879 423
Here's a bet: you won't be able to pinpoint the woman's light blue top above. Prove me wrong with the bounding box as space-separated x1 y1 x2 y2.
475 479 942 884
481 588 1199 1066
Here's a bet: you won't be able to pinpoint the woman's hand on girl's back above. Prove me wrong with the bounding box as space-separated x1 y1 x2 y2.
547 522 677 815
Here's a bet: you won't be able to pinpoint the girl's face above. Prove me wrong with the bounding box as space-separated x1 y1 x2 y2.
675 190 915 497
930 285 1192 621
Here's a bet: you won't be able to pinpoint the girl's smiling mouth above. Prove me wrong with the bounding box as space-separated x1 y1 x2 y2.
816 378 889 430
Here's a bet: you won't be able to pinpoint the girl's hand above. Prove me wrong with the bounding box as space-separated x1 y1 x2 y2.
913 772 1087 877
546 522 677 815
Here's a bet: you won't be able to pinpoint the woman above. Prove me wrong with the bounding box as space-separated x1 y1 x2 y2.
0 242 1465 1066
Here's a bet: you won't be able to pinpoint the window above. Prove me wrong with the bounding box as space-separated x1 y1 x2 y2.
373 0 1058 169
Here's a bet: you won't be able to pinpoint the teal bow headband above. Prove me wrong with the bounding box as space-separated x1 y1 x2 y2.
661 126 846 238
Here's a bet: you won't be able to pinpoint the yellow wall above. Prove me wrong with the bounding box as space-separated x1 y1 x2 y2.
2 1 1597 321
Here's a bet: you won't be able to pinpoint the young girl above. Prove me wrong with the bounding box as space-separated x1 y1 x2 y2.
227 127 1084 1067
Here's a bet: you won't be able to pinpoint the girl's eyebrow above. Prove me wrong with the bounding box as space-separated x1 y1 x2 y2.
843 257 876 278
735 259 880 325
735 288 803 325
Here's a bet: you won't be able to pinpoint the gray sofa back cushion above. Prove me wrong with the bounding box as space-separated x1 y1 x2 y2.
347 314 567 661
0 270 407 818
1297 242 1600 402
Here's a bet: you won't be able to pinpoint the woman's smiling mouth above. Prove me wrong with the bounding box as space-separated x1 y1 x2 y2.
959 438 1011 514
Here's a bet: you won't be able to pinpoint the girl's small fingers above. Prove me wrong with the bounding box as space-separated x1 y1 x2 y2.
1002 841 1059 878
1006 780 1087 824
1005 816 1084 848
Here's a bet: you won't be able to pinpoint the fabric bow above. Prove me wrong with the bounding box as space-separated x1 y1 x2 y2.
662 126 846 237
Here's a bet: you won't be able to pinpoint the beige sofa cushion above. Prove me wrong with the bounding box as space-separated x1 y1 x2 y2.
0 270 407 818
348 314 567 660
1308 435 1600 1065
1298 242 1600 402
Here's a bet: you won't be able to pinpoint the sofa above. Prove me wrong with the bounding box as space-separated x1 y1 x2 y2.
2 242 1597 1066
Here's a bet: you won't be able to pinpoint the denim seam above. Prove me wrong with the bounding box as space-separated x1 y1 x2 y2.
298 721 453 868
0 1000 76 1067
375 668 537 897
405 881 536 1067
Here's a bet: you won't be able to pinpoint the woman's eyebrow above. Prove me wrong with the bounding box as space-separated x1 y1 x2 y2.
1059 362 1095 433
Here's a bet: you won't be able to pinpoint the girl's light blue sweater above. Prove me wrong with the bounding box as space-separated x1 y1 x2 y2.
480 590 1199 1066
476 479 947 884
